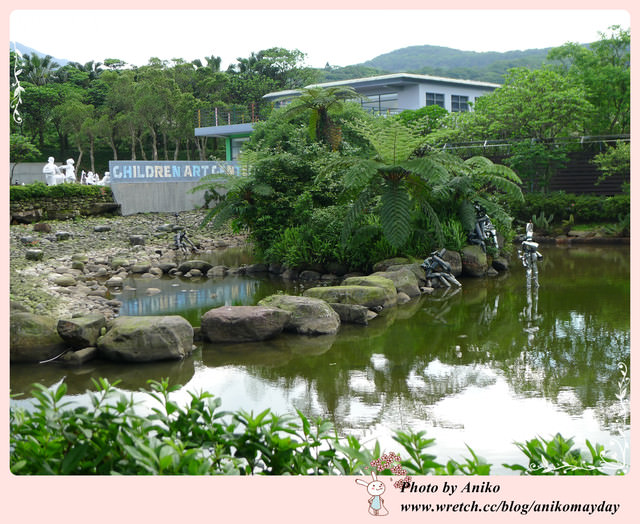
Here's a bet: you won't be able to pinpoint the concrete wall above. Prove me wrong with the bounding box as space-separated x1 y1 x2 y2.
10 162 49 185
110 180 213 215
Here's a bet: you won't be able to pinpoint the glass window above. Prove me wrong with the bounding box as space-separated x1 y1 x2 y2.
451 95 469 112
426 92 445 108
231 137 250 161
361 93 398 113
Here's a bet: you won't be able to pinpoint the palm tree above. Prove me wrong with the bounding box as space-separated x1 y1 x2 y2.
340 117 524 249
21 53 60 85
281 86 362 149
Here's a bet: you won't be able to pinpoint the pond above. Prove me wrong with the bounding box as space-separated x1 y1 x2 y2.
10 244 631 473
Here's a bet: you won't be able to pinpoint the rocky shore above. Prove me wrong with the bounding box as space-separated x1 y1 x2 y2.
10 210 247 320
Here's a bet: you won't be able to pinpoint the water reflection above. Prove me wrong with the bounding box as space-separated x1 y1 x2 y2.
10 245 630 470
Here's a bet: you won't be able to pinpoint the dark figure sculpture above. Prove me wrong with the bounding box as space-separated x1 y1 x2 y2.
468 204 499 252
421 248 462 288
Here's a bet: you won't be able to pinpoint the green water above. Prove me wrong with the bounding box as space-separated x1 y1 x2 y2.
10 245 630 472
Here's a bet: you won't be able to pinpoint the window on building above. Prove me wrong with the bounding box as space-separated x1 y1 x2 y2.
425 92 445 108
451 95 469 112
231 137 250 161
361 93 398 114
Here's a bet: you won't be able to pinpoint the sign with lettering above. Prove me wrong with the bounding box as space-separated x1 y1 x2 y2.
108 160 240 183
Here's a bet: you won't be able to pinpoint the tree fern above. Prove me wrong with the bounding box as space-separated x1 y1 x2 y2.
380 180 412 249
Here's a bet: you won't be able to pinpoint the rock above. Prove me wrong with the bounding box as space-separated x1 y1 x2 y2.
145 288 162 295
105 276 124 288
396 292 411 304
60 346 99 366
149 267 163 276
10 312 67 363
71 261 85 271
461 245 488 277
371 267 421 297
303 284 394 310
131 263 151 274
207 265 228 277
129 235 145 246
93 225 111 232
341 275 398 308
373 257 410 272
178 260 213 274
299 270 322 281
98 315 194 362
281 268 299 280
325 262 349 276
487 267 499 277
110 258 129 269
55 231 72 241
57 313 107 349
328 303 371 325
20 236 38 245
53 274 77 287
268 263 283 274
492 256 509 272
157 261 177 273
258 295 340 335
245 263 269 274
25 249 44 261
200 306 291 343
33 222 52 233
226 266 246 276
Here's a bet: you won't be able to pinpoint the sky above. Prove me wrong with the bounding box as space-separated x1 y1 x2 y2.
9 9 631 70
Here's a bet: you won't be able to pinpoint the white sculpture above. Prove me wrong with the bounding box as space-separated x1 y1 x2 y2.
42 157 63 185
86 171 96 185
98 171 111 186
61 158 76 183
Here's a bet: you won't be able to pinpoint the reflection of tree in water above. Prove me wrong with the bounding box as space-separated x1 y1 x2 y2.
239 246 629 433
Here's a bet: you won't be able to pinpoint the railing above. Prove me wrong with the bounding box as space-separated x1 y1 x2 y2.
440 135 630 154
195 103 274 128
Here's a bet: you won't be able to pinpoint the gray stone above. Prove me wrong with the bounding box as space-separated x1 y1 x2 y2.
304 284 395 310
492 256 510 272
207 265 228 277
328 303 371 325
341 275 398 308
245 263 269 273
372 257 410 272
98 315 194 362
131 263 151 274
93 225 111 232
178 260 213 274
60 346 99 366
57 313 107 349
55 231 72 241
371 267 421 297
129 235 145 246
281 268 299 280
105 276 124 288
299 270 322 281
20 236 38 245
10 312 66 363
461 245 488 277
53 274 77 287
258 295 341 335
200 306 291 343
25 249 44 261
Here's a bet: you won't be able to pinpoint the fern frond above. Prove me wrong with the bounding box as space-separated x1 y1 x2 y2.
340 188 375 247
380 180 412 248
458 200 477 232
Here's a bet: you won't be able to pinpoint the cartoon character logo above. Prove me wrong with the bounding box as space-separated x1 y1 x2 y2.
355 470 389 516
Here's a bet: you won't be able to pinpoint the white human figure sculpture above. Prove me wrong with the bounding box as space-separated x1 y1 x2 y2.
62 158 76 183
98 171 111 186
43 157 62 185
80 170 87 184
86 171 96 185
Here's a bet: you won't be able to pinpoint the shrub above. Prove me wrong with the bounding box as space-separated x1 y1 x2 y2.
10 182 112 201
10 379 624 476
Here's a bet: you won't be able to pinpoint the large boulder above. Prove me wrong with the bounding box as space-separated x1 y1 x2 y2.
371 267 421 297
97 315 194 362
258 295 340 335
11 312 67 363
341 275 398 308
304 284 394 310
461 245 488 277
200 306 291 343
178 260 213 274
328 303 376 325
57 313 107 350
372 257 410 272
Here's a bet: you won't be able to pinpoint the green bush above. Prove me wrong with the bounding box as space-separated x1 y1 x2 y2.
10 379 624 476
10 182 112 201
511 192 630 225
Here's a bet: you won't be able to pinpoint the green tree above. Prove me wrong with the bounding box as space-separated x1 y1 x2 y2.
548 26 630 135
10 133 41 184
281 86 361 148
340 117 523 249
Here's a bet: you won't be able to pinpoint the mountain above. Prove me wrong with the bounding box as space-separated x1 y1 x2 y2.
10 41 69 66
320 44 554 84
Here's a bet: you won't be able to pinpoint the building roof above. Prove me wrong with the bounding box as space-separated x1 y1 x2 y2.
263 72 501 100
